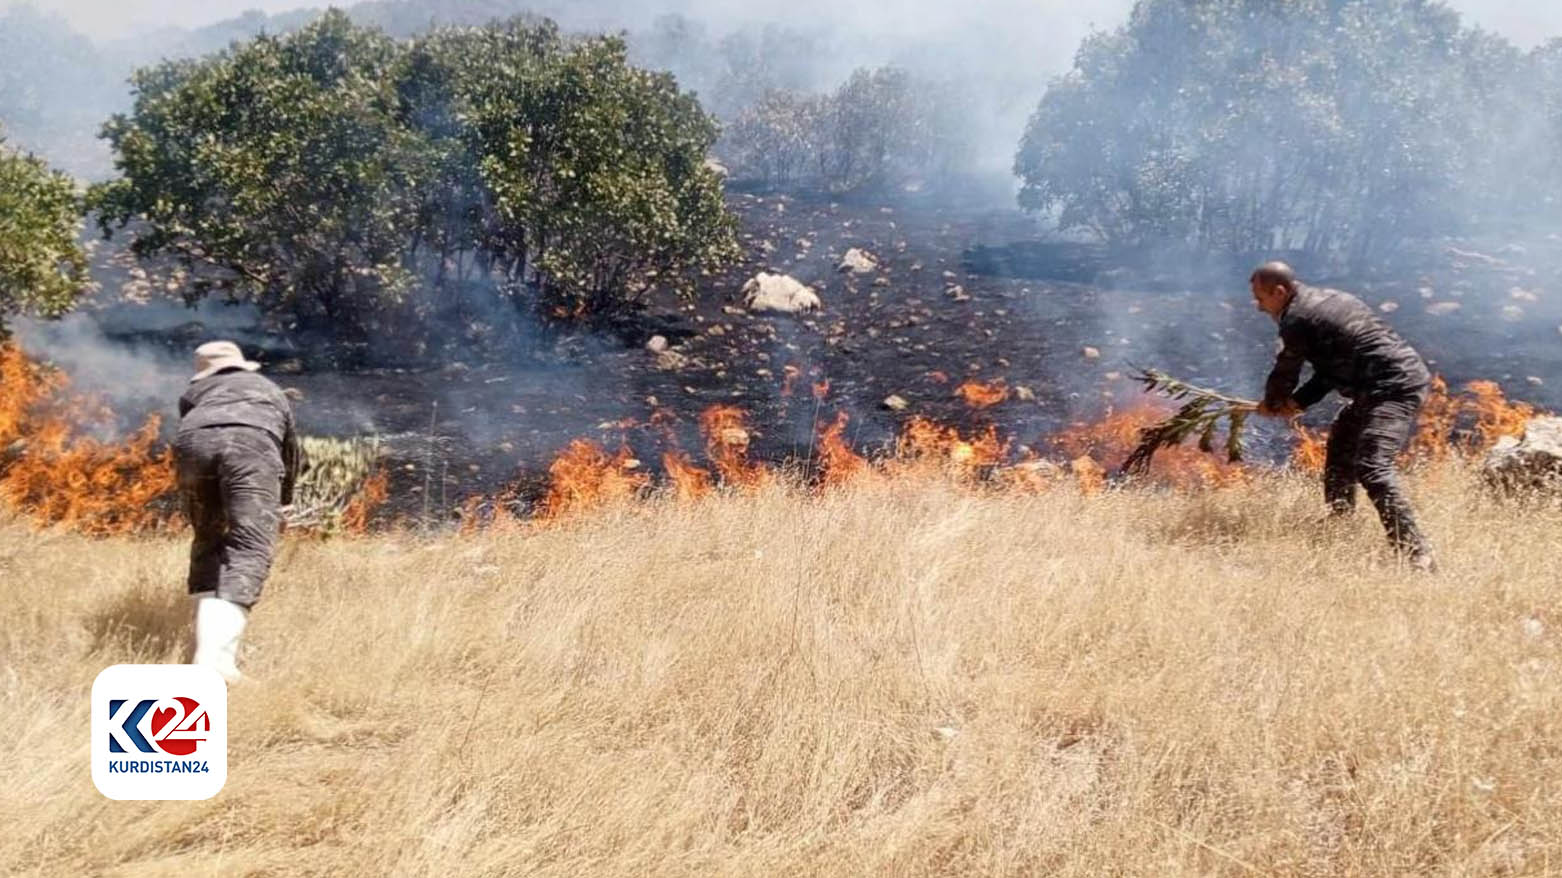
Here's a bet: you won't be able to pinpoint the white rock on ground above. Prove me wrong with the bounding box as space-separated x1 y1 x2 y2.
1483 416 1562 496
741 272 821 314
838 248 878 274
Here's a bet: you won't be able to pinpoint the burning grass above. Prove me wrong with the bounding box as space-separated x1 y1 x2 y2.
0 344 387 536
0 340 1546 536
0 344 177 535
4 459 1560 875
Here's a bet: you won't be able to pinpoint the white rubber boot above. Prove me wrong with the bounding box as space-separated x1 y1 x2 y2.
190 592 249 684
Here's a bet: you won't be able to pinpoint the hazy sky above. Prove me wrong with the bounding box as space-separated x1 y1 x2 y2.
8 0 1562 49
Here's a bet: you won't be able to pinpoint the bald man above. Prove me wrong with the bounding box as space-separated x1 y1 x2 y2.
1249 262 1435 570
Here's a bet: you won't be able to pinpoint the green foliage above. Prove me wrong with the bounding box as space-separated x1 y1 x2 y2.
89 13 737 345
91 12 416 341
424 26 739 315
1014 0 1554 261
724 66 973 191
0 132 89 336
1122 368 1256 475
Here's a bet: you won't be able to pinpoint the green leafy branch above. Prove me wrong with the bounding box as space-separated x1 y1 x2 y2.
1120 367 1256 476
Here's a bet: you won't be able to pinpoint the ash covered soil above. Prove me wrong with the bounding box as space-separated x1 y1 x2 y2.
62 189 1562 520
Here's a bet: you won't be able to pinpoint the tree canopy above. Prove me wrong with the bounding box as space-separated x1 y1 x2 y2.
723 66 973 192
1014 0 1560 261
0 131 89 336
90 11 737 351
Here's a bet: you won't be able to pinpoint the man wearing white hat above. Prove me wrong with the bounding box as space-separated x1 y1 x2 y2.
175 340 302 682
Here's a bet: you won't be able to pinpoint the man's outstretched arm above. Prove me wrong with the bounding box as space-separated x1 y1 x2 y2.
1260 343 1306 416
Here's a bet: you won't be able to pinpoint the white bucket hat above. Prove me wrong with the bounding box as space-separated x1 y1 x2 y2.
191 340 261 382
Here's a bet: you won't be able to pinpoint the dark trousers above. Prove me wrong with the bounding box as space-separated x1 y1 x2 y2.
174 425 283 607
1324 393 1429 557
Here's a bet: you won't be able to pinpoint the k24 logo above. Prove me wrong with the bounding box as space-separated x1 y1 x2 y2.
107 697 211 756
92 664 228 800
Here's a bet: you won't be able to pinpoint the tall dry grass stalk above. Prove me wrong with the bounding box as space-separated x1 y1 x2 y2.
2 463 1560 876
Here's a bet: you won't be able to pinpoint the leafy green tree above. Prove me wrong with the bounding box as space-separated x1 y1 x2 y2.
464 32 739 315
91 13 738 345
1014 0 1518 262
725 90 831 187
91 11 418 342
0 131 89 336
722 66 974 192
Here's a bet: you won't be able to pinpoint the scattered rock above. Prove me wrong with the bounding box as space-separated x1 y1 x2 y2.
838 248 878 274
703 158 728 177
1081 346 1101 360
1502 304 1525 321
1379 301 1399 313
644 334 669 353
1014 385 1036 402
722 305 748 316
881 394 909 411
1527 376 1544 387
741 272 820 313
655 350 689 371
872 276 890 287
706 325 726 337
1483 416 1562 496
1426 302 1462 316
1523 616 1545 639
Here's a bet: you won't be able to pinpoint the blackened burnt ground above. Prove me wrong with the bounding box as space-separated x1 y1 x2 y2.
61 190 1562 523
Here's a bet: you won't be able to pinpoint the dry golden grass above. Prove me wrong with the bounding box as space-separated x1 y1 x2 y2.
2 463 1561 876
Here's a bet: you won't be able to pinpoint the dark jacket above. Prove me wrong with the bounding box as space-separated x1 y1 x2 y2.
178 368 302 503
1263 284 1431 410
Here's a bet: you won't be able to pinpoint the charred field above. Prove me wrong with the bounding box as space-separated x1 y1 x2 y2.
18 186 1562 524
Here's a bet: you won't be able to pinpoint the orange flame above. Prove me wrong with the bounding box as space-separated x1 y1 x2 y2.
699 405 770 488
1409 376 1459 461
1408 376 1535 461
339 469 389 533
1052 403 1246 490
1466 380 1534 449
662 451 713 500
955 379 1008 408
1292 424 1328 474
1070 455 1105 495
817 412 867 485
894 416 1006 472
0 344 178 535
538 440 649 520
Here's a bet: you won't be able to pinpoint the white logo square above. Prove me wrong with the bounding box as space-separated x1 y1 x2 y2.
91 664 228 800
